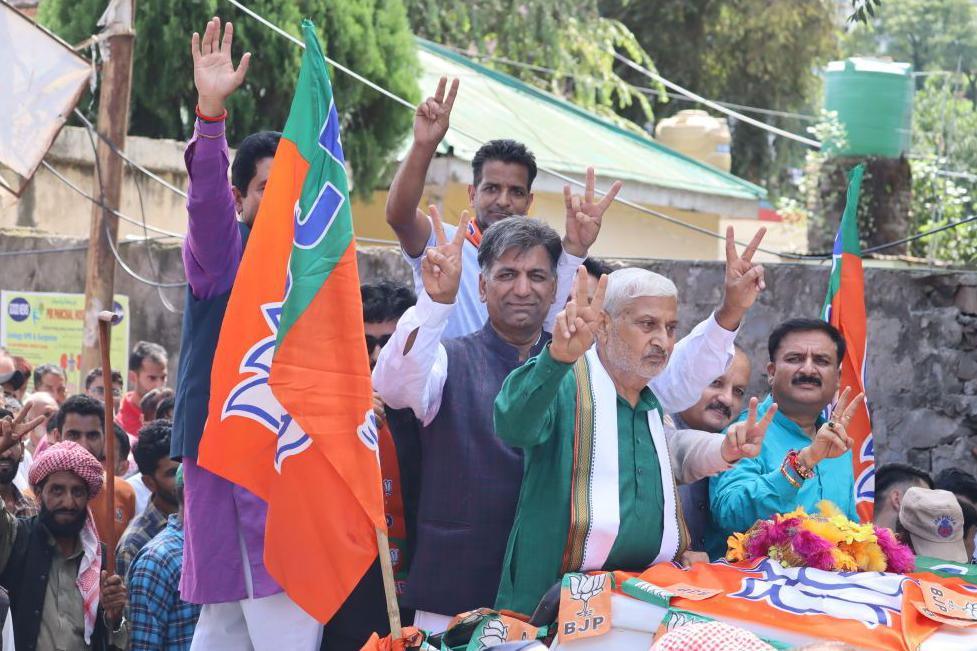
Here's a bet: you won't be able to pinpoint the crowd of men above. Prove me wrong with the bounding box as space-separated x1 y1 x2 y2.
0 15 975 651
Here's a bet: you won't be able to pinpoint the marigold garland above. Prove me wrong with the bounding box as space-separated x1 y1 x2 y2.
726 501 915 574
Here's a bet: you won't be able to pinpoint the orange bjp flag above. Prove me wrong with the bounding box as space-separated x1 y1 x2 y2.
197 20 384 623
821 164 874 523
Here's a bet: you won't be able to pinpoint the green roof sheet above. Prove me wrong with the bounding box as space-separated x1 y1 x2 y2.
417 39 767 202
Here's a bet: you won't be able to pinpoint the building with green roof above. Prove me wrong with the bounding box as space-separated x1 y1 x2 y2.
351 39 800 261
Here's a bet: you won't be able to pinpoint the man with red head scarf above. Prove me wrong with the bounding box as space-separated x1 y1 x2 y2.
0 410 129 651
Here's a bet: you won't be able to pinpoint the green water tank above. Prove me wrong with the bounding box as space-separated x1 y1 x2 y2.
823 58 914 158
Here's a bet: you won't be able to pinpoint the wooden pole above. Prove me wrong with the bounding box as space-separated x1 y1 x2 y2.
97 310 120 572
376 527 403 640
80 0 136 379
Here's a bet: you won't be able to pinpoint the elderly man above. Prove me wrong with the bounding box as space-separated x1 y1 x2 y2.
33 364 68 405
376 218 766 626
492 267 775 615
0 411 128 651
710 318 864 550
673 346 752 551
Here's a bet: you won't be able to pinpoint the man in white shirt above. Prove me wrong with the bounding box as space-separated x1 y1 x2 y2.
384 77 622 338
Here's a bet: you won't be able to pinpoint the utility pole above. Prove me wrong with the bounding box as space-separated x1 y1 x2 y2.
80 0 136 379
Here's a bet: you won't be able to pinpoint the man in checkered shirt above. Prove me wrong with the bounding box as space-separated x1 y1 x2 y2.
127 464 200 650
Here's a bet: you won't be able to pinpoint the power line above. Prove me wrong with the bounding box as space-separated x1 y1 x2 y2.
103 224 187 288
862 215 977 255
612 53 822 149
39 160 185 239
72 108 189 199
438 44 819 123
221 0 810 261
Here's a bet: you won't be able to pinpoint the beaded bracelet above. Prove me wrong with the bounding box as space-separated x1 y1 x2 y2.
786 449 815 480
780 460 802 489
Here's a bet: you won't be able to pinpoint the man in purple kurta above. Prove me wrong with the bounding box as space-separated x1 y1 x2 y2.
170 18 321 649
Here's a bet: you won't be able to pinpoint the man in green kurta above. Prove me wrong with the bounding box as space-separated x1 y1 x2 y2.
493 260 776 616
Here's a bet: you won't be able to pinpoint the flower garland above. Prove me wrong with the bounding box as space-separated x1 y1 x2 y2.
726 501 915 574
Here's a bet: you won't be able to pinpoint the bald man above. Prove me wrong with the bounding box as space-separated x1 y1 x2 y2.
672 347 752 552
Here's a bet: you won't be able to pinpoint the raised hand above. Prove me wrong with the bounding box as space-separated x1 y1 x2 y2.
715 226 766 331
420 206 470 304
0 408 46 455
100 571 127 625
192 17 251 117
721 397 778 463
562 167 623 257
799 387 865 469
550 266 608 364
414 77 458 148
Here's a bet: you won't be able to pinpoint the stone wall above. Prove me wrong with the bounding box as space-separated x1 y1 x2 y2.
2 230 975 475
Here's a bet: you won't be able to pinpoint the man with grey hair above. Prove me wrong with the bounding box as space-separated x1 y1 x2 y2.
373 209 565 630
493 260 776 616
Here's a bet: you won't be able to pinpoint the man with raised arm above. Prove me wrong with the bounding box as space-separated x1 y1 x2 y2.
170 18 321 649
386 78 769 416
385 76 621 339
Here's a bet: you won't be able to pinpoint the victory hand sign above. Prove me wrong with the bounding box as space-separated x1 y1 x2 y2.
562 167 622 257
550 266 608 364
0 408 46 455
721 397 779 463
414 76 458 149
716 226 767 331
420 206 471 305
798 387 865 469
193 17 251 117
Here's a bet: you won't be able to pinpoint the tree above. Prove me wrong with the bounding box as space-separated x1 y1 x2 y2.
601 0 838 189
37 0 419 196
848 0 883 25
402 0 663 127
908 76 977 264
843 0 977 100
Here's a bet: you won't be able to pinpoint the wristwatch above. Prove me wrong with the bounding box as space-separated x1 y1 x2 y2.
104 613 127 633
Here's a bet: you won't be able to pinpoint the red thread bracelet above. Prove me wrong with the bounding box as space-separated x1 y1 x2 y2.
195 105 228 122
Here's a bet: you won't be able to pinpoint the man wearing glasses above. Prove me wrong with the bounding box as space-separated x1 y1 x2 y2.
85 368 125 415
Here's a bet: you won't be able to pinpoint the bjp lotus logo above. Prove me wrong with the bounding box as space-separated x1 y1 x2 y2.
569 574 606 618
222 301 312 473
476 619 508 649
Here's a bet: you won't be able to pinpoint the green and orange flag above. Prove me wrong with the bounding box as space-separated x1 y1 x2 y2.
821 164 874 523
197 21 384 622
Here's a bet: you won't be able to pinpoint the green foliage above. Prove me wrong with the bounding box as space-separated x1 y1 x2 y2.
37 0 419 196
843 0 977 97
908 76 977 264
403 0 662 126
602 0 838 190
848 0 883 25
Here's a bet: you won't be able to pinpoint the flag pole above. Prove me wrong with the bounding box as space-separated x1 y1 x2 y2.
376 527 402 640
97 310 121 572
